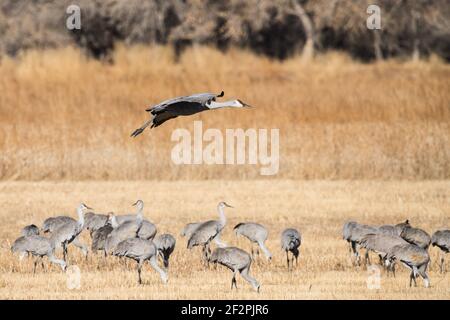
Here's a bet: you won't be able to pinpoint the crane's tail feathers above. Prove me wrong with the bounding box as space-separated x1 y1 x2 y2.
131 119 153 138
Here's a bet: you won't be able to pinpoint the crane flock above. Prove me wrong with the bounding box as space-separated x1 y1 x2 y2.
11 201 450 291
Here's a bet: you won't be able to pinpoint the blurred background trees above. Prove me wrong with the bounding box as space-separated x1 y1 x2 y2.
0 0 449 62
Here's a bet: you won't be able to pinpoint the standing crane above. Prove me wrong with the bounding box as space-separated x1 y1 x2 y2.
187 202 232 265
130 91 252 137
50 203 92 262
104 201 145 254
431 229 450 273
280 228 301 270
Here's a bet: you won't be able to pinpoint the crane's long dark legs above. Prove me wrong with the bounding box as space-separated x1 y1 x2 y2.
231 270 238 290
286 250 290 270
440 253 445 273
62 243 67 262
137 260 143 285
33 258 38 274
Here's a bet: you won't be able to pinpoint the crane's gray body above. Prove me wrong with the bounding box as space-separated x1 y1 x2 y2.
21 224 40 237
105 217 143 254
386 243 430 287
342 221 378 265
42 216 76 233
234 222 272 260
210 247 260 292
113 238 168 284
84 212 109 233
153 233 176 268
91 223 113 253
431 229 450 273
281 228 301 269
188 220 224 249
400 226 431 249
131 92 223 136
115 214 157 240
181 222 202 238
11 235 66 272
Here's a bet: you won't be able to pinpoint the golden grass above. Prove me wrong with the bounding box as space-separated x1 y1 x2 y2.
0 180 449 299
0 45 449 180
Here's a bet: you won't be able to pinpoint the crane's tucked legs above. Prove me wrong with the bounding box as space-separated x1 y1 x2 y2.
439 252 445 273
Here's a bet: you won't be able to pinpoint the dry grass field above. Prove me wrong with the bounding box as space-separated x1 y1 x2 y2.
0 180 449 299
0 46 449 299
0 46 449 180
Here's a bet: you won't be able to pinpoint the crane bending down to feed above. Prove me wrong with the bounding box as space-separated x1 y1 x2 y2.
91 223 114 256
153 234 176 269
130 91 252 137
187 202 232 265
84 212 109 235
50 203 92 262
385 243 430 288
113 238 168 284
11 235 66 273
234 222 272 260
281 228 301 270
210 247 260 292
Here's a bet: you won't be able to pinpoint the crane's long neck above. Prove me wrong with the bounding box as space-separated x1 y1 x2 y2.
208 100 236 110
218 205 226 227
136 204 143 223
111 215 119 228
77 207 85 228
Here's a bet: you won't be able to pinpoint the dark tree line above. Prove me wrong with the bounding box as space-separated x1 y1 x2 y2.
0 0 449 61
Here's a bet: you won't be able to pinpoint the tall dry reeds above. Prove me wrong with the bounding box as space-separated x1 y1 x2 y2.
0 45 449 180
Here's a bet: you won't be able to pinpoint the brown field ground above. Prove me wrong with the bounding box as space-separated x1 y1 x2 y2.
0 46 449 180
0 180 449 299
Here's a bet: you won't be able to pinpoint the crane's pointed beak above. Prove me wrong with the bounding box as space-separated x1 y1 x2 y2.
224 202 234 208
82 203 93 210
243 102 253 108
132 201 138 206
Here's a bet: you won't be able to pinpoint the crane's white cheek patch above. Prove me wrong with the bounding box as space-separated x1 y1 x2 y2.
170 121 280 176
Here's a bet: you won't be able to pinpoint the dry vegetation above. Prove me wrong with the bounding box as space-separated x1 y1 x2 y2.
0 45 449 180
0 180 449 299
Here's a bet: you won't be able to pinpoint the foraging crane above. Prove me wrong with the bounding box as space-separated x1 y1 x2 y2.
233 222 272 260
187 202 232 265
21 224 40 237
11 235 66 273
209 247 260 292
431 229 450 273
385 243 430 288
50 203 92 262
358 233 409 276
113 238 168 284
281 228 301 270
153 233 176 269
342 221 378 265
130 91 252 137
104 201 145 254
